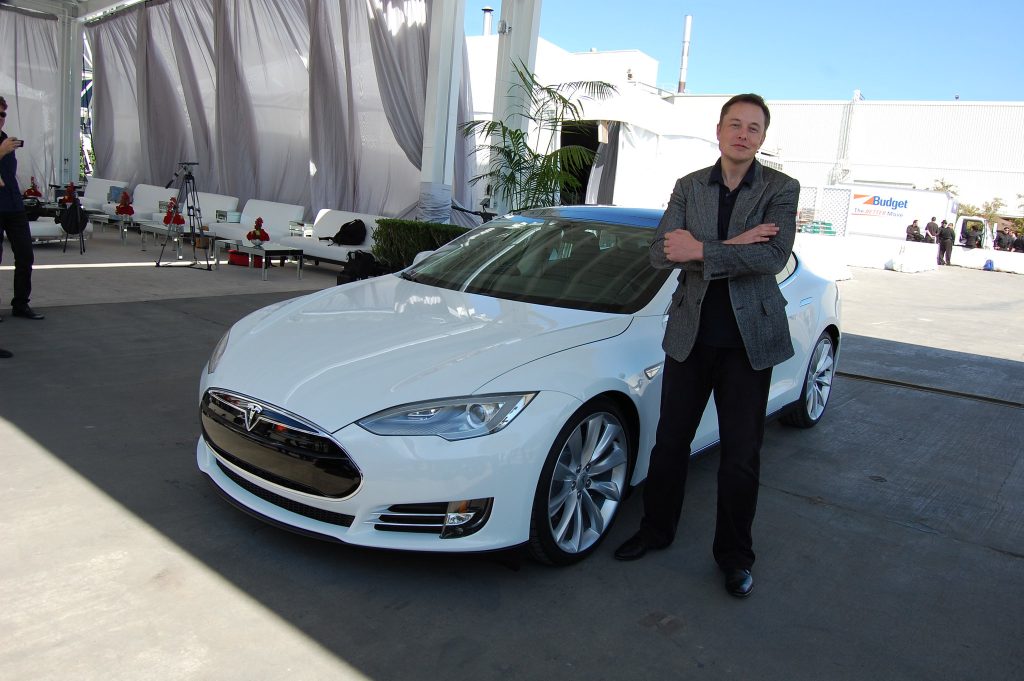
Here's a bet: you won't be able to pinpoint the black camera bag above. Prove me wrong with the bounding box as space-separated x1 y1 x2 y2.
336 250 382 285
320 218 366 246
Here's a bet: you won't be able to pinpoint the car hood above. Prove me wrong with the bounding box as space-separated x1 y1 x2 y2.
209 275 630 432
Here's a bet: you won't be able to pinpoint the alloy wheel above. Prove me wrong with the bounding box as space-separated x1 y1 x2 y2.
803 336 835 422
545 411 629 555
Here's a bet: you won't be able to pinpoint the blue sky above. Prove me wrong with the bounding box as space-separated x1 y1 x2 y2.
464 0 1023 101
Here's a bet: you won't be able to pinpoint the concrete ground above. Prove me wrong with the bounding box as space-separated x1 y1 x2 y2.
1 229 1021 680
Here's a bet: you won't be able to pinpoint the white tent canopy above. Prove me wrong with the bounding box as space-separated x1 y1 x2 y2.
0 0 483 224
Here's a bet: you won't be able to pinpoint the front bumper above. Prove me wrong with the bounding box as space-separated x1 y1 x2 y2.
196 390 582 552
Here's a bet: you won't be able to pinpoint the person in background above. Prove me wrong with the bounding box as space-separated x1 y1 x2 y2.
0 95 45 322
937 219 955 266
614 93 799 599
1011 231 1024 253
925 216 939 243
906 219 924 242
964 224 981 249
995 226 1015 251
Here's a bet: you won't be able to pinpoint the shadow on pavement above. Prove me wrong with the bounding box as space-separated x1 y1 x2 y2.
840 333 1023 405
1 294 1021 680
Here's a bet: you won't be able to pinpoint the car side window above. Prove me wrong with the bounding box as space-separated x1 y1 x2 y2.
775 253 797 285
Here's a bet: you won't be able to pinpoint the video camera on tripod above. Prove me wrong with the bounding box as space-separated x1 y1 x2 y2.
165 161 199 189
157 161 209 269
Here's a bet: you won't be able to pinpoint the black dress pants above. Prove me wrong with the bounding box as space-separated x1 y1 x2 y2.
0 210 33 308
641 343 772 570
938 239 952 265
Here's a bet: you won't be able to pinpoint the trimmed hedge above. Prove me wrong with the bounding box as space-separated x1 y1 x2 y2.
371 218 470 271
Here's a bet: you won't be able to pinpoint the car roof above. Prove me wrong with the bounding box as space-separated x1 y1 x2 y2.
516 205 665 228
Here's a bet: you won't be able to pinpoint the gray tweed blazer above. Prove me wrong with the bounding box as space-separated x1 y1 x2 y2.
650 160 800 370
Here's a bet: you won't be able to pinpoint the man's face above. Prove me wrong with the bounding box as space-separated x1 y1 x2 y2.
0 107 6 132
716 102 766 165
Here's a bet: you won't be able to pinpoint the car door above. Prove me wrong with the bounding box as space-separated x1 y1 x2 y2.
768 253 816 414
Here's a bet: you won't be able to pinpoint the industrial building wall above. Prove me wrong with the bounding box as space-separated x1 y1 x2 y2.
841 101 1024 214
670 95 1023 215
466 38 1023 216
677 96 1024 215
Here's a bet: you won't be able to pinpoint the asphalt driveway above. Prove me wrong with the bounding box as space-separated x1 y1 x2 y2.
1 233 1021 680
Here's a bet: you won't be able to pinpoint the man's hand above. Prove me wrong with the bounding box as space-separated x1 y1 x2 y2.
724 223 778 245
0 137 20 157
664 228 704 262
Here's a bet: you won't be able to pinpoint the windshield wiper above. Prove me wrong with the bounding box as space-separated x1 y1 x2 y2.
398 270 418 282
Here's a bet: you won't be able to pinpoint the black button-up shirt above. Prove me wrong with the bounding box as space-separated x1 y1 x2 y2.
696 160 756 348
0 131 24 212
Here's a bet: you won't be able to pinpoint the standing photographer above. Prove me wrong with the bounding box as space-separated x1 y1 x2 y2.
0 95 44 327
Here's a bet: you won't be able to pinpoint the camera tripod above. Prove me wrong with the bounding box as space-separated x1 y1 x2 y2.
156 162 211 269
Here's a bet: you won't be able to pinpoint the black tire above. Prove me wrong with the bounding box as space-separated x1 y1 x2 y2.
528 398 632 565
782 331 836 428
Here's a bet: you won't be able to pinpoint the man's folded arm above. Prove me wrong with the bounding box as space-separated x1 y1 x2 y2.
701 177 799 280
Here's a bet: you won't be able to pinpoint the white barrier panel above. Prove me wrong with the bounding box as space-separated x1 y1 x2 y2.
795 234 1024 276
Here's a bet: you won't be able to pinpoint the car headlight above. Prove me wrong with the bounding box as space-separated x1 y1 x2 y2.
357 393 536 441
207 329 231 374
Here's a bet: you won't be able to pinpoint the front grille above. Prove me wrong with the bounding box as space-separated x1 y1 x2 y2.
201 390 361 498
217 460 354 527
372 502 449 534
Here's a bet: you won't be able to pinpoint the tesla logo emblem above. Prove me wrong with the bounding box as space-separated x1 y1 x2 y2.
243 403 263 431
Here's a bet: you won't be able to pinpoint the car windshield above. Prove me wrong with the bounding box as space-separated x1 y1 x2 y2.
405 215 670 313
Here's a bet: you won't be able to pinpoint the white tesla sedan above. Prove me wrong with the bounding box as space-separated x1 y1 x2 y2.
197 206 840 565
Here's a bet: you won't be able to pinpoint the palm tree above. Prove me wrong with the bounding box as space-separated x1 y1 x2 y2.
461 61 616 213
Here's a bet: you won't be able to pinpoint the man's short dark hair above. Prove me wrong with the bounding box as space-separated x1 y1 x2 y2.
719 93 771 130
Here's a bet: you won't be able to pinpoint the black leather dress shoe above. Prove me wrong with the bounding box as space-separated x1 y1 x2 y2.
724 568 753 598
614 532 668 561
0 347 12 359
12 306 44 320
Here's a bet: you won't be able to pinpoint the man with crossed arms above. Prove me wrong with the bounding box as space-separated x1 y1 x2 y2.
615 93 800 599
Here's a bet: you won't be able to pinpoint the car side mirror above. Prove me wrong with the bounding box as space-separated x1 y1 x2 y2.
412 250 434 266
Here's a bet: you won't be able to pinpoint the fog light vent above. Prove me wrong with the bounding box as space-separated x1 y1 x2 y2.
440 498 493 539
370 498 493 538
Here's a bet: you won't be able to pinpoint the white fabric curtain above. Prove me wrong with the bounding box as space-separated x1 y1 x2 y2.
87 9 142 187
366 0 429 170
83 0 471 220
307 0 419 216
366 0 478 225
0 7 62 191
308 0 358 212
163 0 219 193
137 1 196 187
90 0 312 207
213 0 311 209
609 125 720 208
585 121 620 205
